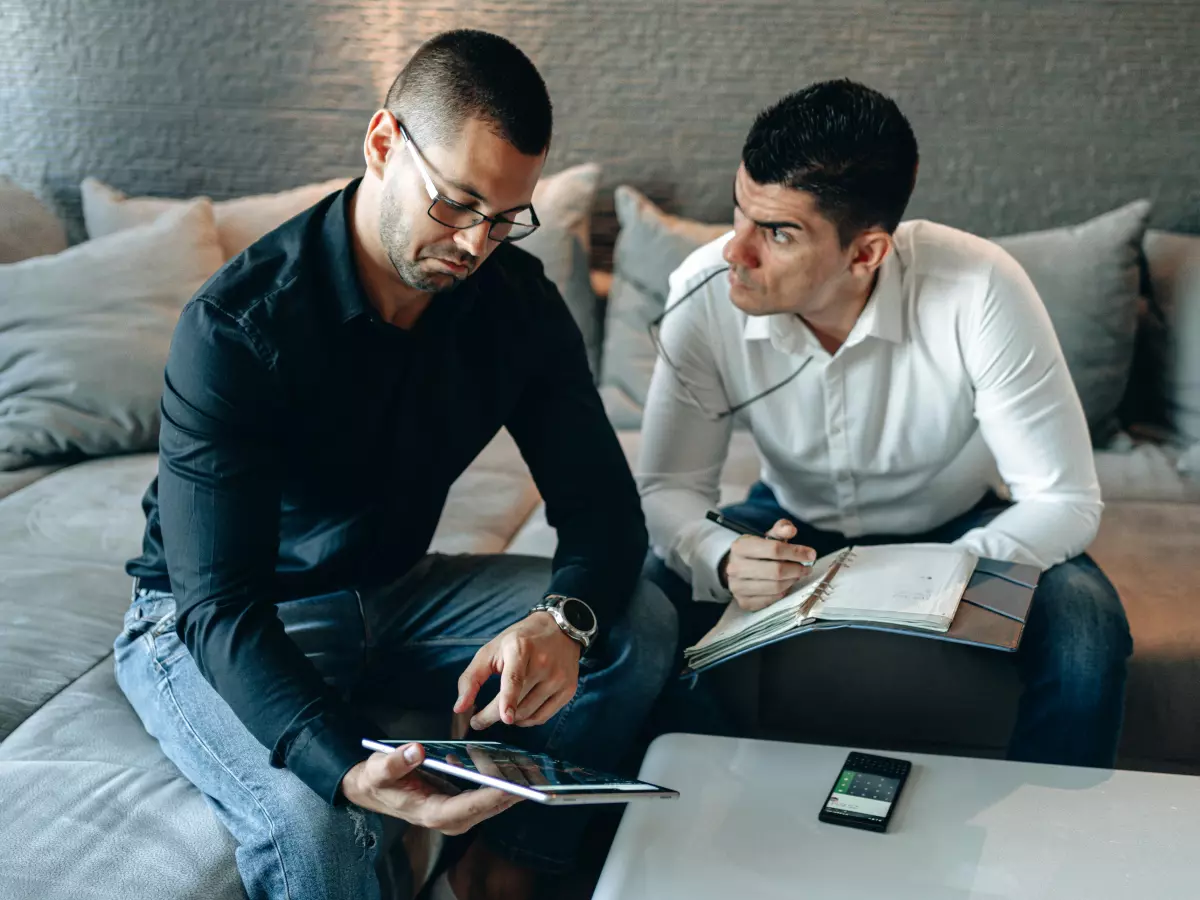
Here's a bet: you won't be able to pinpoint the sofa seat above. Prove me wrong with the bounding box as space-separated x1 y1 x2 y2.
0 430 541 900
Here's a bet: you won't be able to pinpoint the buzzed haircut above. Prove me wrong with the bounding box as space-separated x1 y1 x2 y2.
384 29 553 156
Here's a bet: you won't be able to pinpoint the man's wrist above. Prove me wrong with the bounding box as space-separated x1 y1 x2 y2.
718 551 732 590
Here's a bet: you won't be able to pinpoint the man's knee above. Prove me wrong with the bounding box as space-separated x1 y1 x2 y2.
1030 555 1132 692
603 577 679 696
257 775 387 885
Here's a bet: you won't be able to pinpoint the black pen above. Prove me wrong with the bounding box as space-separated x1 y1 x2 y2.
705 510 814 566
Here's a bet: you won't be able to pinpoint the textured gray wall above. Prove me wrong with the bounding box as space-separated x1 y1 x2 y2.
2 0 1198 264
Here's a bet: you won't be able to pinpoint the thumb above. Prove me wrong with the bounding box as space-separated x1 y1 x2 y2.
767 519 797 541
378 742 424 782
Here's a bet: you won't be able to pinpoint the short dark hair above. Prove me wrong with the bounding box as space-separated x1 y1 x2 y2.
742 79 919 246
385 29 552 156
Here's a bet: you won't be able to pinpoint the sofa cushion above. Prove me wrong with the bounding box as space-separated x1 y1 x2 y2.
1087 501 1200 768
993 201 1152 446
0 559 134 741
1134 230 1200 446
599 187 728 422
82 174 351 260
1094 440 1200 503
0 200 224 470
519 222 602 378
0 178 67 264
0 464 64 502
0 660 244 900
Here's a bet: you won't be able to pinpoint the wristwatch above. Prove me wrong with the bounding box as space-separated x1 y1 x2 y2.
530 594 598 651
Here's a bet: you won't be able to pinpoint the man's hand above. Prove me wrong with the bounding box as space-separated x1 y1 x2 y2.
720 519 817 611
454 612 582 731
341 743 521 836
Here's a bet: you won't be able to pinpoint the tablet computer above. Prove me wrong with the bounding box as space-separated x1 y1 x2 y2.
361 739 679 805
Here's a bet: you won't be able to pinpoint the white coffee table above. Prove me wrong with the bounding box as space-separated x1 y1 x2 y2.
594 733 1200 899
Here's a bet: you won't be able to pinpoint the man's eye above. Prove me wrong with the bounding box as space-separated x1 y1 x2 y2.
769 227 791 245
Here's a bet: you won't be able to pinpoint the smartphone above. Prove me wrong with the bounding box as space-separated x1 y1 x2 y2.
818 751 911 833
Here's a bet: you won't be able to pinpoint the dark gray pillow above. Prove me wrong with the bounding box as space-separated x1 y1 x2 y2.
1136 230 1200 446
994 200 1151 446
0 200 223 470
599 187 728 427
0 178 67 264
520 222 601 379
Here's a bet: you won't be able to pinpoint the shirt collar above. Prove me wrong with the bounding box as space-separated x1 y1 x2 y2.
321 177 375 324
741 249 904 349
848 248 904 346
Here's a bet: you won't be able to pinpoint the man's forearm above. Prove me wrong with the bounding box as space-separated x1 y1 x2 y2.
953 496 1102 570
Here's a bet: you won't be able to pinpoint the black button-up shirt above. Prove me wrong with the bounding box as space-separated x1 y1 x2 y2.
126 179 648 804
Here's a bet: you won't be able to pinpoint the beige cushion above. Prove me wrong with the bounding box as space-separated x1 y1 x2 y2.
0 465 64 502
82 163 602 263
82 175 350 260
1094 441 1200 503
430 430 540 555
0 201 223 470
0 177 67 264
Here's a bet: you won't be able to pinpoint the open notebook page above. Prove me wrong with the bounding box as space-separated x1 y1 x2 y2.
811 543 976 628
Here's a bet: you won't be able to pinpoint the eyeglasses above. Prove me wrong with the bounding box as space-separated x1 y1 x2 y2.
397 121 540 243
648 265 812 421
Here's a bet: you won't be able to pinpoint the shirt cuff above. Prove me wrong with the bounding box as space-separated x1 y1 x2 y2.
688 525 738 603
274 710 379 806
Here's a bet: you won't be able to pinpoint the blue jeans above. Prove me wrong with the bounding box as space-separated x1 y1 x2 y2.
114 554 677 899
647 483 1133 768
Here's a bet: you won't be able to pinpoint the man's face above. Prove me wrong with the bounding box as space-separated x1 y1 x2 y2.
722 164 855 317
379 115 545 293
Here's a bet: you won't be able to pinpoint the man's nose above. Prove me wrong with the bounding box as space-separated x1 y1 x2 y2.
723 226 759 270
454 220 490 260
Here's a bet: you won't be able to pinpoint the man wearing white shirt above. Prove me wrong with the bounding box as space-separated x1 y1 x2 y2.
639 79 1132 767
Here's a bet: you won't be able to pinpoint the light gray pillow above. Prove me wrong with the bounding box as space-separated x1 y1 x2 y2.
994 200 1151 446
599 187 729 427
521 223 601 379
0 178 67 264
0 200 224 469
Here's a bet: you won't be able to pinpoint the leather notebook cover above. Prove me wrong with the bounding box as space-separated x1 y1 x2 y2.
682 557 1039 677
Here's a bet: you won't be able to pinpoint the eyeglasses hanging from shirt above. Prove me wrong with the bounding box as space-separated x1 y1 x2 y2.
646 265 812 421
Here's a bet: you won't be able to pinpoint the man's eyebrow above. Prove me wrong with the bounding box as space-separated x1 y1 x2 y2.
443 175 489 206
732 185 806 231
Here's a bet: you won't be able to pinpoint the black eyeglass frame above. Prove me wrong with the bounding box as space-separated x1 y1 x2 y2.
397 120 540 243
647 265 812 421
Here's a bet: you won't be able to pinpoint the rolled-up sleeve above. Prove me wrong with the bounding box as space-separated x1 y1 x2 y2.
159 298 375 805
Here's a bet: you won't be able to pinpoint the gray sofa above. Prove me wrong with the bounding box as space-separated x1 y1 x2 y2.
2 177 1200 900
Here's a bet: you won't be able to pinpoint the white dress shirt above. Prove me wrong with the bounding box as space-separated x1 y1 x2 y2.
637 221 1102 602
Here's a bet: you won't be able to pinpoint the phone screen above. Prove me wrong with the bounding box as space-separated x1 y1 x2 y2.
822 767 902 825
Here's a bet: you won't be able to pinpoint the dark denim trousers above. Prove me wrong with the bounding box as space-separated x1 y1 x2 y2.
647 482 1133 769
114 553 677 899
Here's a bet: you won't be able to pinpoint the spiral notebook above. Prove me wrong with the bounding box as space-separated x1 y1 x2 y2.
684 543 990 675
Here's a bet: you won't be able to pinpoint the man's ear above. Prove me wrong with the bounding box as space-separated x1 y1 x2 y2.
363 110 398 180
849 229 892 279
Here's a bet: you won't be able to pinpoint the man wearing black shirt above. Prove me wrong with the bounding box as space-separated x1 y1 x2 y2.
115 30 676 900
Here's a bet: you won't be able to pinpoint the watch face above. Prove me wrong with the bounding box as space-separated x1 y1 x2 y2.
561 598 596 632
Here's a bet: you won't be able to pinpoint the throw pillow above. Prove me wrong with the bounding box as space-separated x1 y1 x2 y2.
0 178 68 263
520 223 601 378
599 186 729 426
530 163 601 255
0 200 223 470
81 176 351 260
1140 230 1200 448
994 200 1152 446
